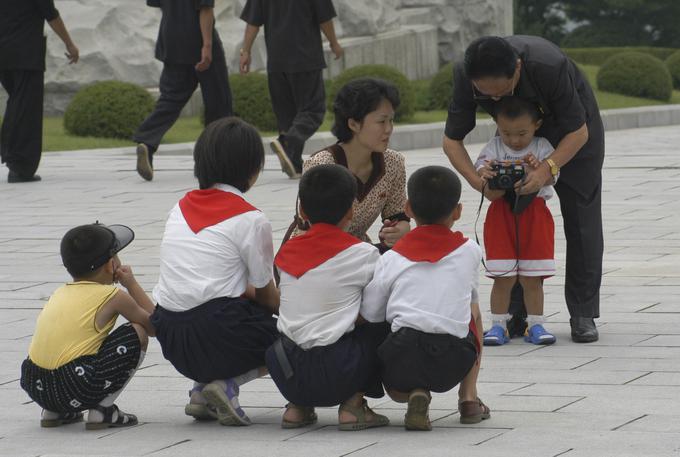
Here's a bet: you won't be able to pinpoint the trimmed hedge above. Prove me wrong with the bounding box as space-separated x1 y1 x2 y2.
64 81 154 139
666 51 680 90
561 23 653 49
565 47 679 66
597 52 672 101
228 73 278 132
428 62 454 110
327 65 415 121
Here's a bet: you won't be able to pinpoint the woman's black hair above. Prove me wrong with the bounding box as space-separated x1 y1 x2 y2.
331 78 400 143
193 117 265 192
464 36 518 80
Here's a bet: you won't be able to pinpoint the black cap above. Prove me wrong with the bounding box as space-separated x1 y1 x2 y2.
60 223 135 277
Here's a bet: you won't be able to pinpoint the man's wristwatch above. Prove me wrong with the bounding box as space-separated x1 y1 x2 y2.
545 158 559 178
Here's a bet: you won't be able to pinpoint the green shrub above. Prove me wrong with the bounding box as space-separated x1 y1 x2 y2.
228 72 277 132
412 79 432 111
64 81 154 139
564 47 679 66
428 62 454 110
327 65 415 121
561 23 653 49
665 50 680 90
597 52 672 101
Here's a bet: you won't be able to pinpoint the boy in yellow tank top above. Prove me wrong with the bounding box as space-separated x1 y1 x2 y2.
20 223 156 429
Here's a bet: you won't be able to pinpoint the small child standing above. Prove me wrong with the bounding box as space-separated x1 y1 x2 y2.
362 166 489 431
267 164 389 431
21 223 155 429
476 96 558 346
150 117 280 426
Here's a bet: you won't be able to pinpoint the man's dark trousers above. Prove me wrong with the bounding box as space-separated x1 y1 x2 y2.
268 70 325 171
0 69 44 177
133 47 233 154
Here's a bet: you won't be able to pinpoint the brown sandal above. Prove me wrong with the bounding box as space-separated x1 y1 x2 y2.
338 399 389 431
458 397 491 424
405 390 432 431
281 403 317 429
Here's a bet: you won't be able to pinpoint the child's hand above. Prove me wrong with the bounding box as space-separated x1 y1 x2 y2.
114 265 137 289
477 160 497 181
524 153 541 170
379 219 409 247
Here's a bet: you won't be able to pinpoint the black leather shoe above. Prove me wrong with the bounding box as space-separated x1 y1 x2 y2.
8 171 41 183
570 317 599 343
507 311 528 338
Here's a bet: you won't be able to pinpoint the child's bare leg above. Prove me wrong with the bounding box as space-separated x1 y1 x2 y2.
520 276 556 344
459 303 483 402
519 276 543 317
490 276 517 316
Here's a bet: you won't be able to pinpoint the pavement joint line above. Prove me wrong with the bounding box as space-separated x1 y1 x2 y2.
623 372 654 385
144 439 191 456
473 430 508 446
570 358 601 370
552 396 586 412
553 449 575 457
281 424 327 441
611 414 648 431
338 442 378 457
636 303 662 312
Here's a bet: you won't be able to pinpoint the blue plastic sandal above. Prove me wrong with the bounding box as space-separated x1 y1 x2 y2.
483 325 510 346
524 324 556 345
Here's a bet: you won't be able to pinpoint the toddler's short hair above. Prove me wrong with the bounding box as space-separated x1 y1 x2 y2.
60 223 134 277
407 166 462 224
194 117 265 191
493 96 542 123
299 164 357 225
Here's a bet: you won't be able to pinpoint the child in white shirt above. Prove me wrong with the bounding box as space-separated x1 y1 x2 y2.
362 166 489 431
267 164 389 431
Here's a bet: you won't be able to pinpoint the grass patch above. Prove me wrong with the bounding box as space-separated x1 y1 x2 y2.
41 65 679 152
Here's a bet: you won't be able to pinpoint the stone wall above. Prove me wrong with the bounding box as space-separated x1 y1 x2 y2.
0 0 512 115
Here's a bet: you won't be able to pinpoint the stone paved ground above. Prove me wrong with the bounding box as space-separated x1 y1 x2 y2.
1 125 679 457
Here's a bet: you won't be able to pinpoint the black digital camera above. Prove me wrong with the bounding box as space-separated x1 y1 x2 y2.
488 162 525 190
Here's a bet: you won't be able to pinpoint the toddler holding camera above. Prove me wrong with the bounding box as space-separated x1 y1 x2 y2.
476 96 558 346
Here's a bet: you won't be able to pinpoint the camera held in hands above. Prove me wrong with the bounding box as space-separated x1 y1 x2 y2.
488 162 525 190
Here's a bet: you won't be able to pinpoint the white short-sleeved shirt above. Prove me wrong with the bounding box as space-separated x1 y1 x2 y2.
362 233 482 338
277 242 380 350
475 136 556 200
153 184 274 312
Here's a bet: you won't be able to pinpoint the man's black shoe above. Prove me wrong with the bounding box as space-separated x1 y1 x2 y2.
507 311 528 338
8 171 41 183
570 317 599 343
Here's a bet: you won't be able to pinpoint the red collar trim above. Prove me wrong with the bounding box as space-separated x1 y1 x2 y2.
392 225 468 262
275 223 362 278
178 189 257 234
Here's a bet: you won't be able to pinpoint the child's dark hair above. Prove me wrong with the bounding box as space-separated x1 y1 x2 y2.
464 36 518 80
331 78 400 143
492 96 542 123
407 166 462 224
194 117 264 191
299 164 357 225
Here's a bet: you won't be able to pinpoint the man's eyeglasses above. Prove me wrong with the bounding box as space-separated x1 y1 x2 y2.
471 81 515 102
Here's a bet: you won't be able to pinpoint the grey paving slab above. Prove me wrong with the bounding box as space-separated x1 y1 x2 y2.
1 125 680 456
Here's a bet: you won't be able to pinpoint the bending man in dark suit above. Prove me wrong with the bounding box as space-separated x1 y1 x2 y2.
443 36 604 343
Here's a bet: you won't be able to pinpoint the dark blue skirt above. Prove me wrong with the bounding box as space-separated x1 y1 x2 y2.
151 297 278 383
265 322 389 407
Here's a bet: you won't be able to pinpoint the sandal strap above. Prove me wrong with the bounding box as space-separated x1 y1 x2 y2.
91 404 136 425
338 399 368 422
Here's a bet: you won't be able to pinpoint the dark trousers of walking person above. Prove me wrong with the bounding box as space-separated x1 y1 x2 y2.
268 70 325 173
510 120 604 332
0 69 44 177
133 48 233 158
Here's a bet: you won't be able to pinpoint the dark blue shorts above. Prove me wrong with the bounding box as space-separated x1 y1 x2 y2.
378 327 478 393
266 322 389 407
